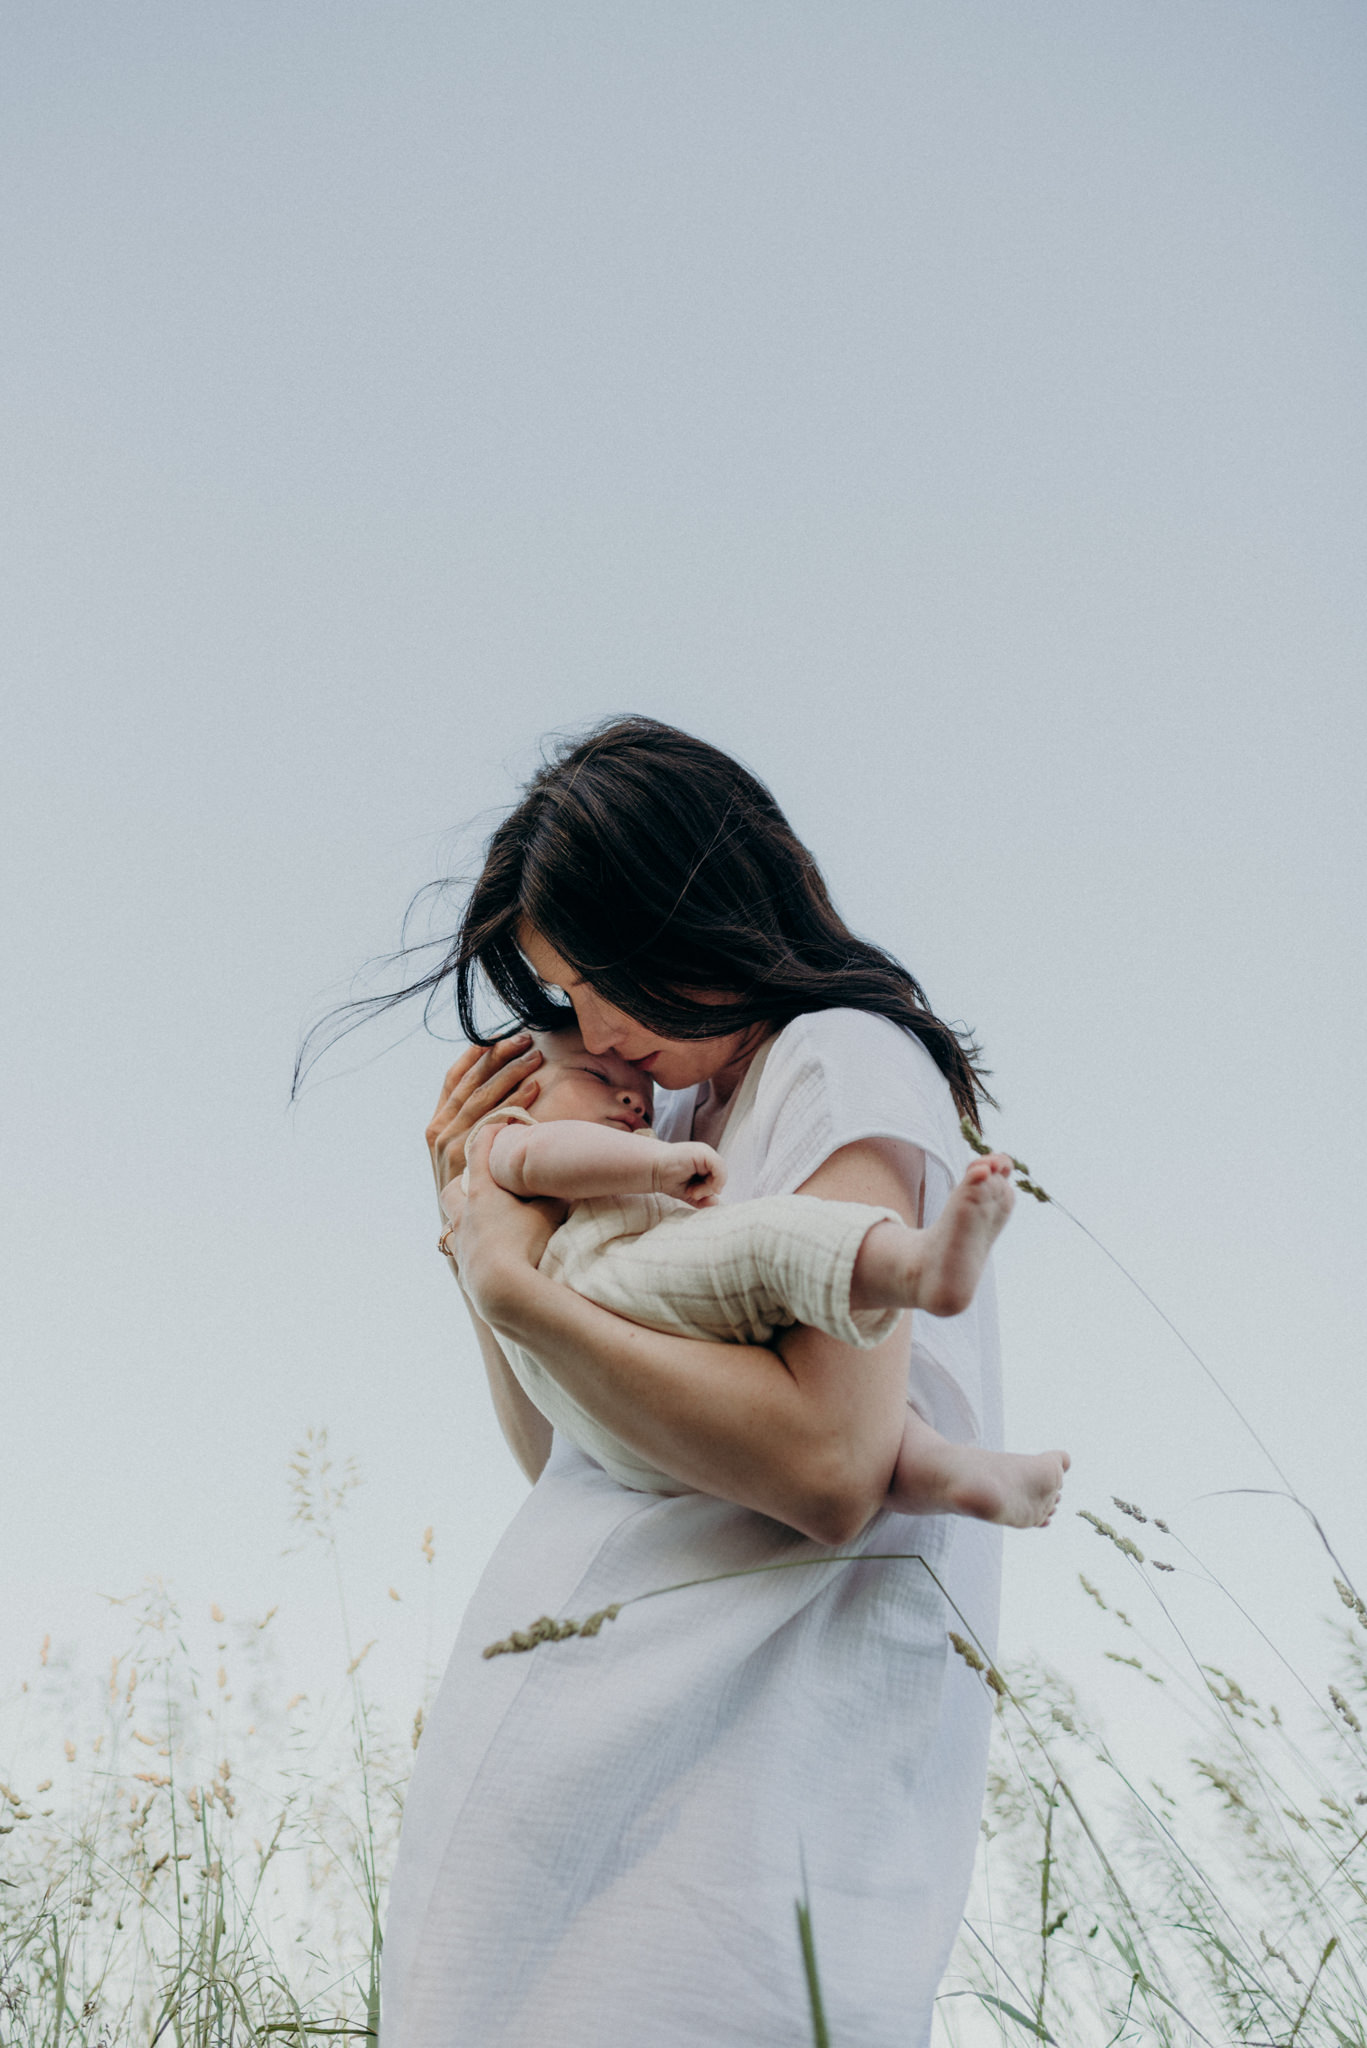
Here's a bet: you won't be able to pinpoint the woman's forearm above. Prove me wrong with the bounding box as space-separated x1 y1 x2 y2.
481 1266 906 1542
453 1279 553 1484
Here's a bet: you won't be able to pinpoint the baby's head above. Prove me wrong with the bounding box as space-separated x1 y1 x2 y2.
525 1026 653 1132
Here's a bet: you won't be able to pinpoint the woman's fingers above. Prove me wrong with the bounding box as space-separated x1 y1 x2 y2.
428 1036 534 1135
432 1034 529 1116
426 1036 543 1197
432 1041 487 1113
428 1072 540 1176
462 1046 542 1118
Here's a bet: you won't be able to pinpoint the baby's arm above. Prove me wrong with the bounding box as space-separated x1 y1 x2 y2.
487 1121 725 1207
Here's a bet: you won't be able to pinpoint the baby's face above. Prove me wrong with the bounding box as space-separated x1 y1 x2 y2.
526 1027 654 1132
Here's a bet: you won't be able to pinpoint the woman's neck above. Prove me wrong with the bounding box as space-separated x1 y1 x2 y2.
691 1023 774 1144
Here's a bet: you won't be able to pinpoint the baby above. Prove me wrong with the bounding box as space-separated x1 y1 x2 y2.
443 1027 1068 1529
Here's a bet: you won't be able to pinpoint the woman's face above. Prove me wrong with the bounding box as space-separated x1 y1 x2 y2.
517 926 762 1094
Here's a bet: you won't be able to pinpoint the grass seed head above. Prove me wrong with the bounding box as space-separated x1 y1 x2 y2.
483 1604 622 1658
1078 1508 1144 1564
1330 1686 1362 1734
949 1631 984 1671
1334 1578 1367 1629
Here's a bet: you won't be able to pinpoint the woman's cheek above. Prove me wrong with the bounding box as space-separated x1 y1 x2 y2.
570 985 639 1052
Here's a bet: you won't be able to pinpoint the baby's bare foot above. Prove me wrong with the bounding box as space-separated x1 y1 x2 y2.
853 1154 1016 1319
915 1154 1015 1315
890 1432 1070 1529
943 1447 1071 1530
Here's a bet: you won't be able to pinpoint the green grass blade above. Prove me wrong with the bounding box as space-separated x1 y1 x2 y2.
794 1892 831 2048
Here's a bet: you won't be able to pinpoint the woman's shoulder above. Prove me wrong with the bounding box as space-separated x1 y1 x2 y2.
753 1008 965 1178
767 1007 945 1085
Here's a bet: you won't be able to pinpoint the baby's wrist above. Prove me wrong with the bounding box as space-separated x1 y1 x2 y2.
647 1138 685 1190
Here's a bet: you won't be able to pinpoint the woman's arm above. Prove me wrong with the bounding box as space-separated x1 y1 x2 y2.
437 1186 555 1480
457 1126 925 1542
459 1284 555 1482
425 1039 555 1477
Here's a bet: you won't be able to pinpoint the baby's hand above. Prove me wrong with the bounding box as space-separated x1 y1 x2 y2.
651 1140 726 1208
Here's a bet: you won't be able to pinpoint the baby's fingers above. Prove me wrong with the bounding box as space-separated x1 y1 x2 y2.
693 1146 726 1193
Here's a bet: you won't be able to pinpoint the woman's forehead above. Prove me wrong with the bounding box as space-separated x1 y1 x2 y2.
518 925 576 985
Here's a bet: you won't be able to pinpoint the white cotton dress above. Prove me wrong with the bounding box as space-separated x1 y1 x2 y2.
382 1007 1003 2048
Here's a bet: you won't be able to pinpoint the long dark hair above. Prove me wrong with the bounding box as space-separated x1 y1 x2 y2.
297 717 992 1124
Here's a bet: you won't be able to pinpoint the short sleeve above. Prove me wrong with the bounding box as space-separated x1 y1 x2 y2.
718 1010 1003 1450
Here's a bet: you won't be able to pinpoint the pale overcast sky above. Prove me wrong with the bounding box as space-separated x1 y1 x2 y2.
4 2 1364 1722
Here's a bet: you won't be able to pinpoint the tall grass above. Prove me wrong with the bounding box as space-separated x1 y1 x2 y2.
0 1431 404 2048
9 1467 1363 2044
935 1513 1367 2047
7 1437 1364 2046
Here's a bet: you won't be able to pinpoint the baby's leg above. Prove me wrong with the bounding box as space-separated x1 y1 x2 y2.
889 1408 1069 1529
568 1194 912 1349
850 1154 1015 1319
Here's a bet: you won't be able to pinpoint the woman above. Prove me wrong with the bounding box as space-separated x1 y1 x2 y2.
381 719 1003 2048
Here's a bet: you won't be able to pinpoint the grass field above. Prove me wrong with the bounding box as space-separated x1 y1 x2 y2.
5 1427 1365 2046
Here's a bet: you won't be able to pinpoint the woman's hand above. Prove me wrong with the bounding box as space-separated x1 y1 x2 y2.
448 1124 562 1325
426 1033 543 1207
